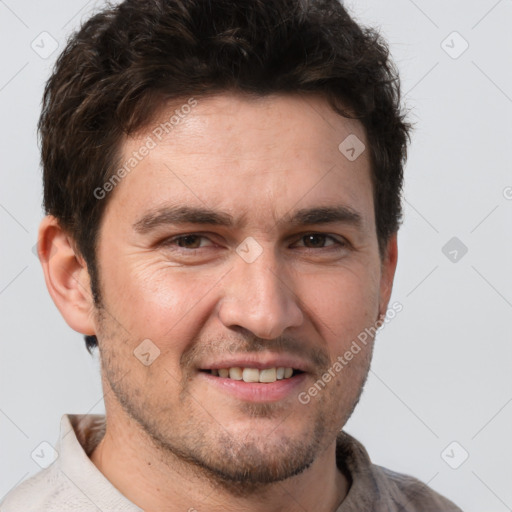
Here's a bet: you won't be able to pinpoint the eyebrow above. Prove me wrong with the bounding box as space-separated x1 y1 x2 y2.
132 204 363 234
133 206 234 233
282 205 362 228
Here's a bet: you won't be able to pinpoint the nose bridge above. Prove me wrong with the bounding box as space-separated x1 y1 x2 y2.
218 247 303 339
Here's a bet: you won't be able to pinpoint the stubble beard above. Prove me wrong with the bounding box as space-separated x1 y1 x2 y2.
95 306 373 496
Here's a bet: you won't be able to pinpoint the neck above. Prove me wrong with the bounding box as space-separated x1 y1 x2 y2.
90 406 349 511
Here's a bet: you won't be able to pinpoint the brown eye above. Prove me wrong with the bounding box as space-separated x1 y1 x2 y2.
297 234 342 249
302 234 329 248
175 235 204 248
161 234 213 250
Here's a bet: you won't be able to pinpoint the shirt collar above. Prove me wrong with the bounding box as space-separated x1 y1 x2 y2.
57 414 142 511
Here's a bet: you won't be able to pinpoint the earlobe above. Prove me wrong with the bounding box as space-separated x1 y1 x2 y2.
378 233 398 317
37 215 96 336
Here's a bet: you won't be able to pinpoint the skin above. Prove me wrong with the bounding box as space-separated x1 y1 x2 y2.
38 92 398 512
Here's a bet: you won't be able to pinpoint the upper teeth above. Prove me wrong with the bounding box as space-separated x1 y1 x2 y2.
212 367 294 383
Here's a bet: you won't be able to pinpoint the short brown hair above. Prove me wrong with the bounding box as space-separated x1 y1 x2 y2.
39 0 411 353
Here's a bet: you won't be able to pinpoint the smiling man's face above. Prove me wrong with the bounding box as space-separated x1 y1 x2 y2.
90 92 397 488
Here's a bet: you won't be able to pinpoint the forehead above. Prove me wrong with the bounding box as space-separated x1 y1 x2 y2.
143 92 367 164
104 92 374 232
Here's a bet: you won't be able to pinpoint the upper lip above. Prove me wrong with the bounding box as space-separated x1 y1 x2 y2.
199 353 312 373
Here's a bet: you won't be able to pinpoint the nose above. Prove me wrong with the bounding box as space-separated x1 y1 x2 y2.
217 251 304 340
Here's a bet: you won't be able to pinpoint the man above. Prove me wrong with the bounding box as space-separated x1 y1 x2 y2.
1 0 462 510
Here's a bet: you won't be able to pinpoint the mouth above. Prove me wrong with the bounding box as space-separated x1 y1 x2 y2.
198 364 308 402
196 354 311 402
200 366 305 383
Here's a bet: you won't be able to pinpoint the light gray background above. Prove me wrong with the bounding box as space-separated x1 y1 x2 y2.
1 1 511 510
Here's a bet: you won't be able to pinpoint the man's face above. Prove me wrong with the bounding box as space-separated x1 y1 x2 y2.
92 93 395 487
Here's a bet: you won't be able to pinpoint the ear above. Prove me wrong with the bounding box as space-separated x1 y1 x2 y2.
378 233 398 318
37 215 96 335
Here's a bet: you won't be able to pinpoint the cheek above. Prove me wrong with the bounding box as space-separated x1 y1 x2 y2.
295 266 380 350
101 256 222 346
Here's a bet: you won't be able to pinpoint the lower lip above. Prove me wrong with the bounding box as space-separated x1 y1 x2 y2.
198 371 308 402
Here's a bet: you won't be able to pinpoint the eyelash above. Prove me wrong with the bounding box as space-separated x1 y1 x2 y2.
160 233 347 251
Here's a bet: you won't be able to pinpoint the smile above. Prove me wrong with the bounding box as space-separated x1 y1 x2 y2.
198 367 308 402
202 367 304 383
